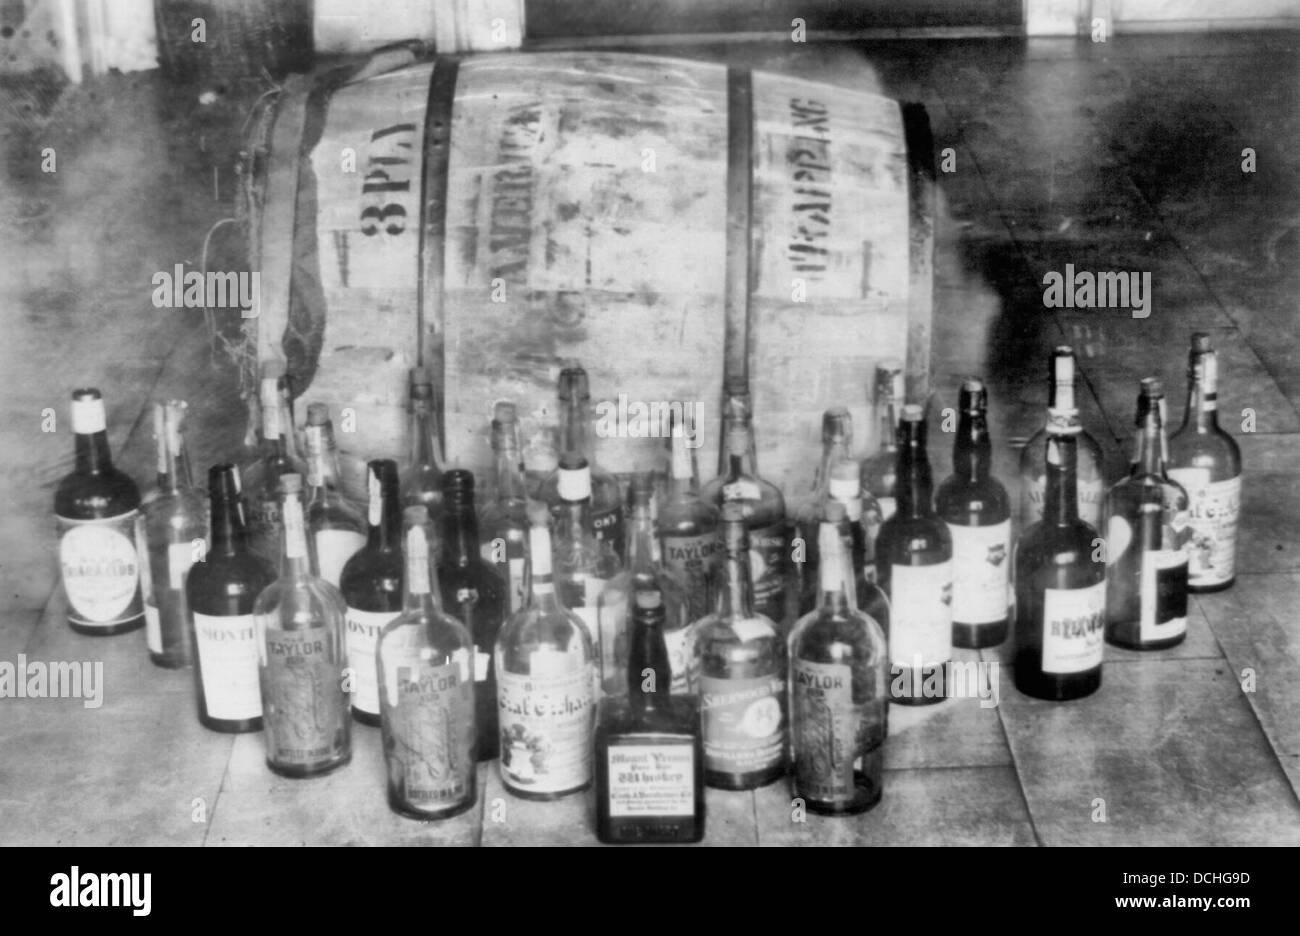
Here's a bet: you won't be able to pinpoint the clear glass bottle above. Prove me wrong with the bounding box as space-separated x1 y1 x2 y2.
540 366 626 559
595 588 706 843
793 407 855 619
254 473 351 777
1013 432 1105 701
860 360 905 532
339 459 404 727
598 474 691 697
693 502 788 790
186 464 276 732
1167 333 1243 592
658 411 719 624
438 469 506 761
142 400 208 667
376 507 478 818
701 377 789 629
247 361 307 567
1104 379 1190 651
304 403 366 588
401 366 445 524
825 465 892 634
875 404 953 706
935 379 1012 650
495 522 597 799
552 455 621 675
54 388 145 635
1019 346 1106 532
479 402 530 614
789 513 888 815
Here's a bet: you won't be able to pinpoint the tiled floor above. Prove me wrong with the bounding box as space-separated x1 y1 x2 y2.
1 32 1297 845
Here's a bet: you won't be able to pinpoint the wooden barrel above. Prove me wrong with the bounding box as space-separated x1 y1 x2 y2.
246 50 934 496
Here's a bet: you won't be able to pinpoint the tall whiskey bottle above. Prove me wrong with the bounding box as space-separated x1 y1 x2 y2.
935 379 1011 649
55 388 145 635
479 402 530 613
793 407 854 617
659 414 719 624
142 400 208 666
304 403 366 588
1013 432 1105 701
185 464 276 732
254 474 351 777
376 508 477 818
495 522 597 799
595 588 706 843
693 503 787 790
875 405 953 705
552 455 621 671
1104 379 1190 650
339 460 404 727
1167 333 1242 592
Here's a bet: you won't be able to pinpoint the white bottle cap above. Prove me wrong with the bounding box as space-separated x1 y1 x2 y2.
71 391 107 434
557 464 592 501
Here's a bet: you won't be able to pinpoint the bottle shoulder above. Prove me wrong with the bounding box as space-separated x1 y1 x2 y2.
790 607 885 658
55 466 142 516
934 474 1011 519
253 574 347 619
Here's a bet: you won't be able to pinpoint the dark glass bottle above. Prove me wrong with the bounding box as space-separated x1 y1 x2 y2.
875 405 953 705
595 588 706 843
401 366 445 523
339 459 404 727
254 474 351 777
936 379 1012 649
438 469 506 761
304 403 366 588
1013 432 1105 701
693 503 788 790
793 407 855 619
552 455 621 673
495 523 597 799
1104 379 1190 651
1167 333 1243 593
701 378 789 629
185 464 276 733
540 366 626 559
376 507 478 819
247 362 306 568
55 388 145 635
478 402 530 614
142 399 208 666
659 413 719 624
789 510 888 815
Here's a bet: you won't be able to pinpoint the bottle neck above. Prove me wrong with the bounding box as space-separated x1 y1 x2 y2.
442 501 482 566
627 615 671 715
717 529 756 620
402 528 443 616
558 497 593 543
1133 410 1168 478
279 494 314 579
816 437 852 493
895 431 934 518
667 429 701 501
209 493 249 557
817 527 853 616
558 395 595 463
952 409 992 482
493 441 528 504
720 417 760 480
1044 435 1080 525
303 423 341 494
526 526 561 611
625 504 659 573
367 482 403 552
876 398 899 454
75 431 114 476
1182 351 1220 432
409 394 444 474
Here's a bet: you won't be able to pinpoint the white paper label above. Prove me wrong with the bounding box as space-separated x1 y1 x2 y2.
474 646 491 682
664 625 694 694
58 513 141 625
1041 582 1105 675
498 665 595 794
947 520 1011 625
315 529 365 588
346 607 398 716
888 560 953 668
168 542 194 590
607 744 696 818
193 612 262 720
1167 470 1240 587
1140 549 1189 642
145 602 162 653
877 496 897 522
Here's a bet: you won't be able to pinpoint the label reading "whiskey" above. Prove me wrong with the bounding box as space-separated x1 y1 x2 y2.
607 744 696 818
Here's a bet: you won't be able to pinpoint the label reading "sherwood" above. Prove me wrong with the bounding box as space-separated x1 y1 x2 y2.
699 673 785 776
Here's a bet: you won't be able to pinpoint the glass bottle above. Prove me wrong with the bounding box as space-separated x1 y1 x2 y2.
1104 379 1190 651
401 366 445 523
693 502 788 790
1014 431 1105 700
247 361 307 567
701 377 789 629
142 400 208 667
789 513 888 815
598 474 691 697
875 404 953 706
339 459 404 727
376 507 478 818
495 522 597 799
478 402 530 614
825 465 892 634
552 455 621 673
1018 346 1106 532
186 464 276 732
254 473 351 777
659 410 720 626
540 366 626 559
1167 332 1243 592
860 360 905 532
438 469 506 761
595 587 706 843
935 378 1012 649
793 407 855 618
304 403 366 588
54 387 145 635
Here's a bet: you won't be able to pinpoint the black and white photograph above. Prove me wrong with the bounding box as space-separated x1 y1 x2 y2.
0 0 1296 879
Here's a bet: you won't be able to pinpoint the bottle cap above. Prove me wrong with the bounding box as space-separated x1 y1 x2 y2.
409 366 433 387
1191 332 1211 353
634 587 663 611
828 462 859 500
1052 346 1076 381
278 473 303 494
403 505 430 528
70 388 107 435
959 377 987 412
557 460 592 501
900 404 924 423
441 468 476 500
209 463 242 499
558 366 590 402
1139 376 1163 399
305 402 330 426
822 407 853 444
493 401 517 423
723 374 748 398
165 399 188 455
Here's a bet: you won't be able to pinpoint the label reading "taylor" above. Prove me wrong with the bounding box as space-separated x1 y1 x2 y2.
947 520 1011 625
607 744 696 818
1167 471 1240 587
699 673 785 776
260 625 347 766
346 607 399 716
1041 582 1105 674
194 612 262 721
58 512 142 627
662 532 717 619
791 660 870 807
497 666 594 794
888 561 954 668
